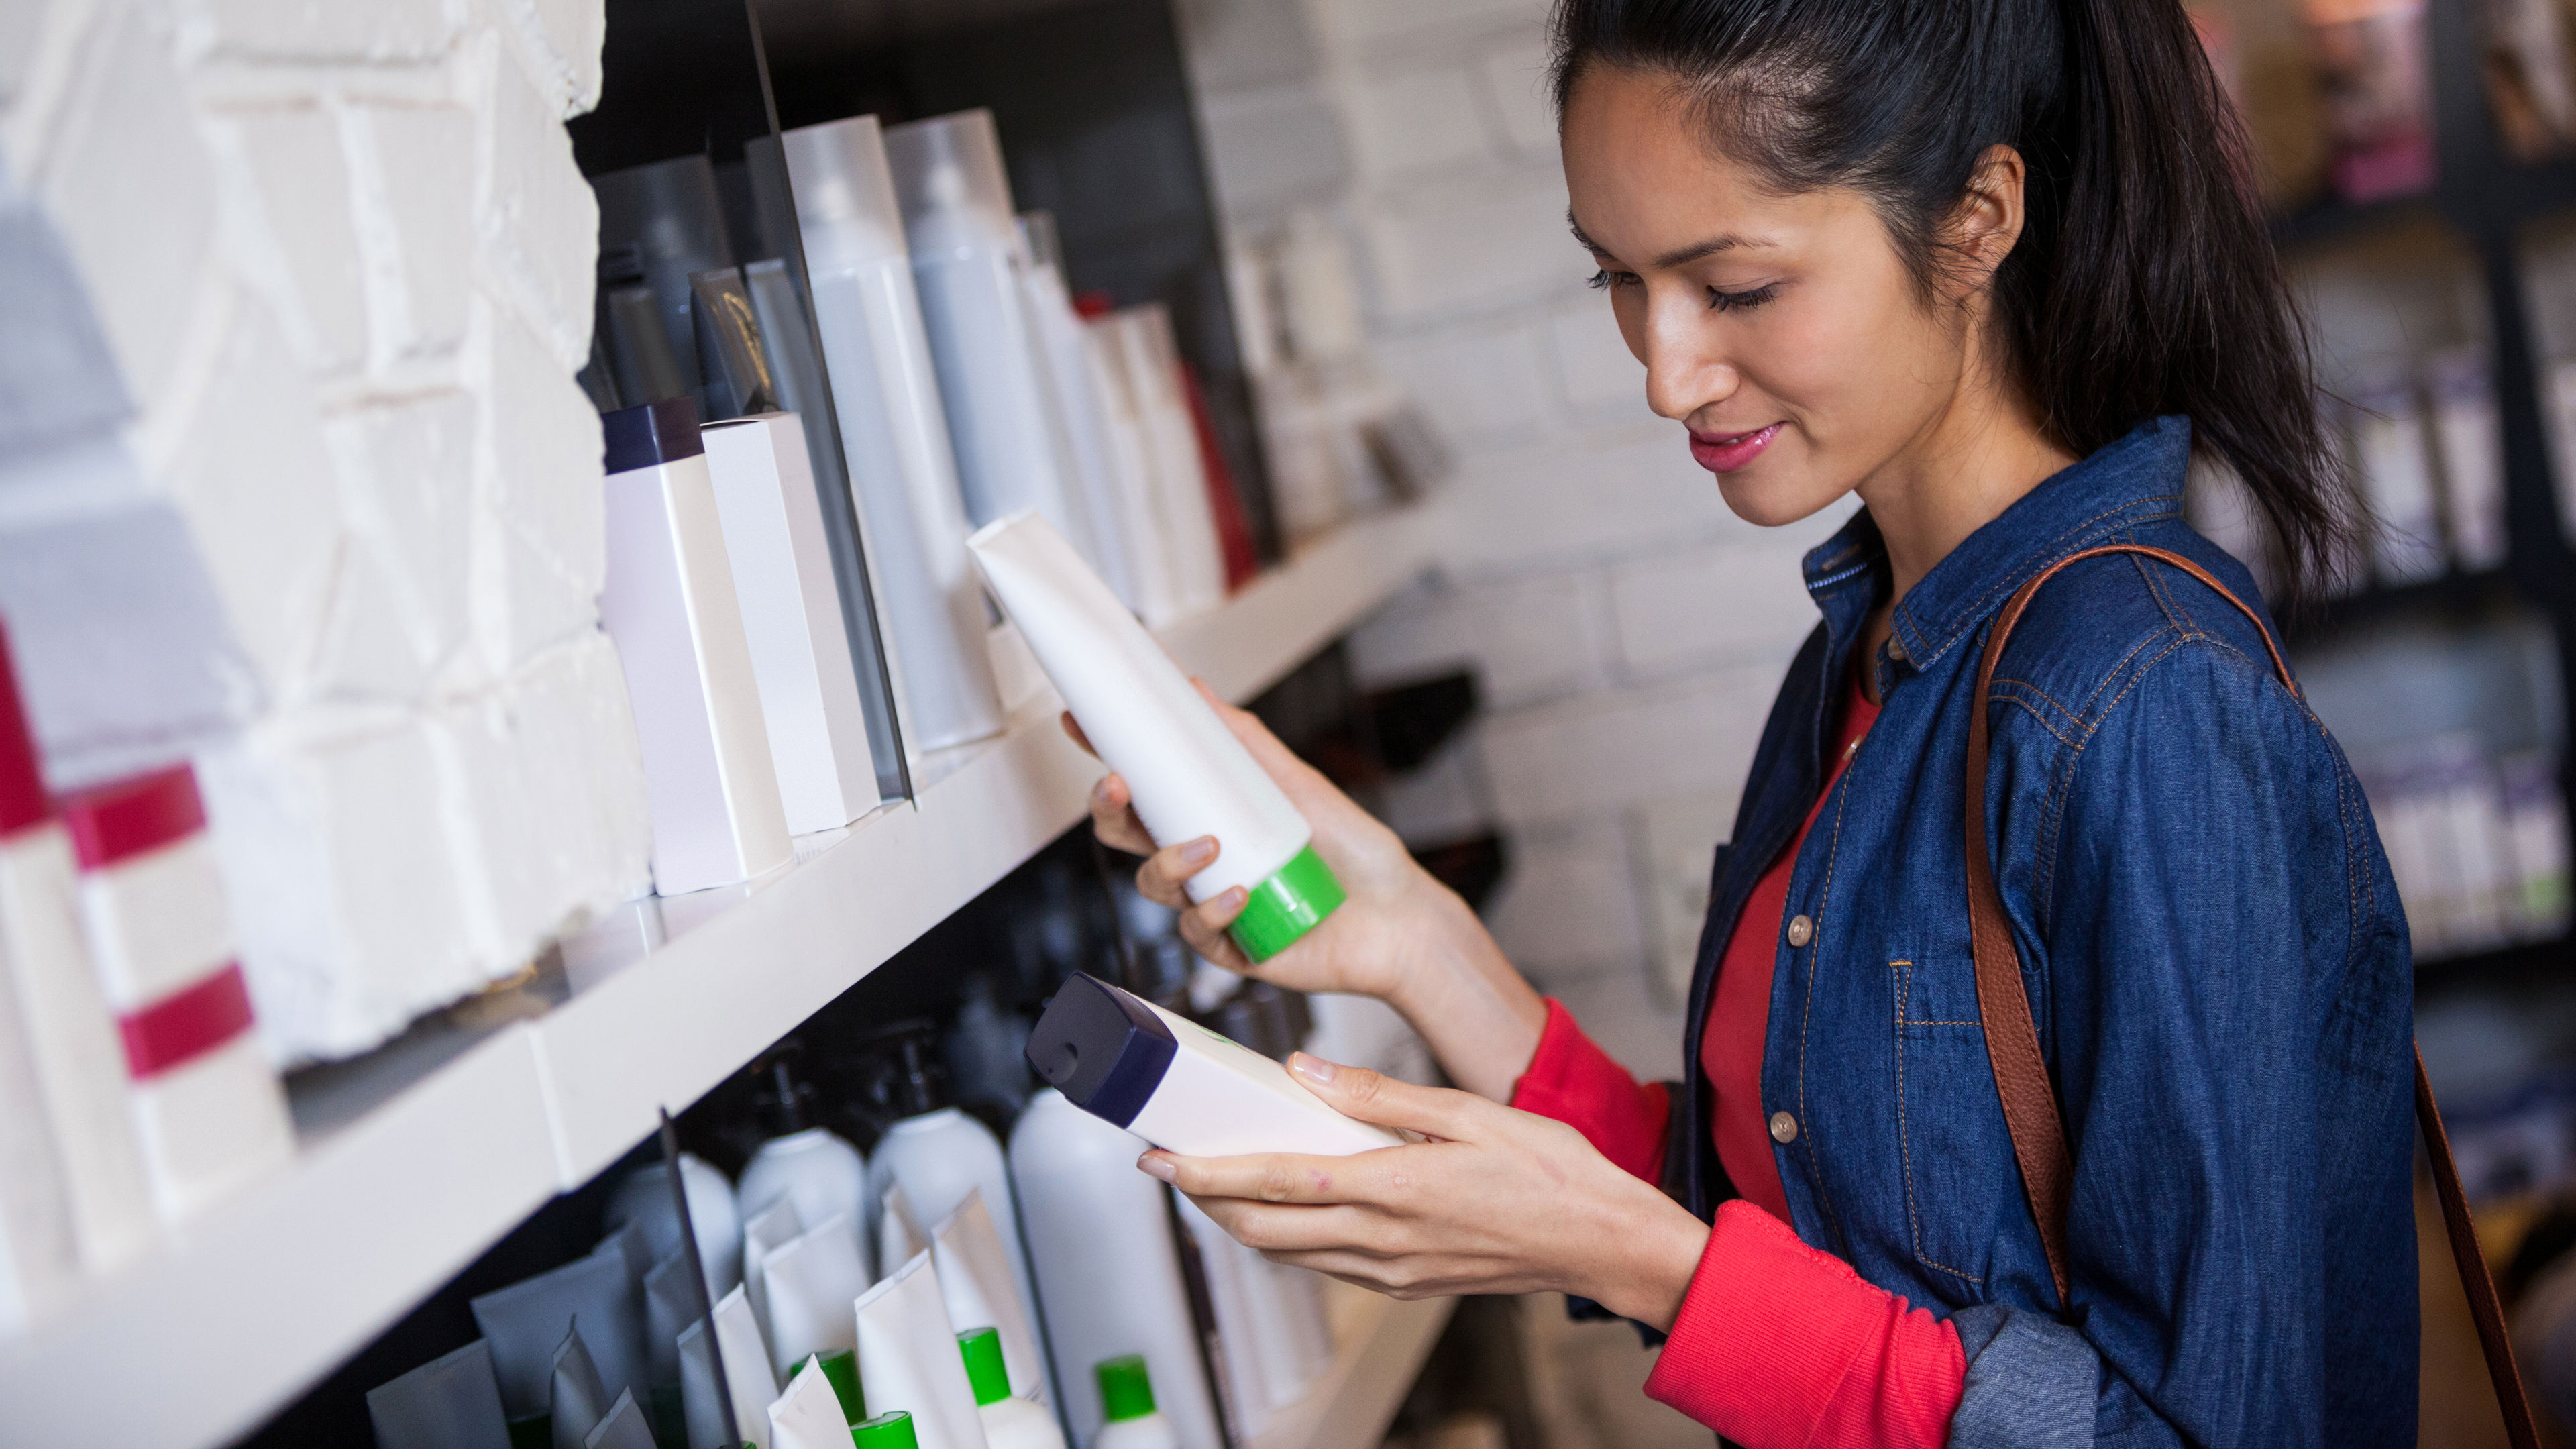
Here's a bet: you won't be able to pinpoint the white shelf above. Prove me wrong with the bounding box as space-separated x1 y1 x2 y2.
1250 1285 1456 1449
0 498 1452 1449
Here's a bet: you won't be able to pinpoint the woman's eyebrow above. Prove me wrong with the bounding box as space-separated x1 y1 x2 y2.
1566 212 1772 268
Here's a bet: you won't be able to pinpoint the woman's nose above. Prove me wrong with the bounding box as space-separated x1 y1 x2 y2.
1641 299 1737 423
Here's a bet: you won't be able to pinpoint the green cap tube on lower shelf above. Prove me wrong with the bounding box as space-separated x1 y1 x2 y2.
818 1348 864 1425
851 1411 920 1448
1226 843 1346 963
957 1326 1010 1407
1096 1355 1157 1423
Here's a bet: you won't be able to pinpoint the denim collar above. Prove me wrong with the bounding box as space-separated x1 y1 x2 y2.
1799 416 2192 686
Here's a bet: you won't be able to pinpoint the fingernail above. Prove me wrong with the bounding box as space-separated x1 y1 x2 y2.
1092 776 1114 804
1290 1053 1335 1084
1137 1153 1177 1183
1222 885 1248 911
1180 836 1217 865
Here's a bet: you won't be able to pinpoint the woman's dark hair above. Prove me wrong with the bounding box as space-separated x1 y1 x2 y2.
1551 0 2357 605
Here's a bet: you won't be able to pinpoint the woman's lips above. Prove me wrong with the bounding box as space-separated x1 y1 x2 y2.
1688 422 1782 473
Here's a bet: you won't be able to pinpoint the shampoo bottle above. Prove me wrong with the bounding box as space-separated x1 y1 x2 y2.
865 1028 1038 1326
778 114 1005 755
605 1151 743 1300
959 1327 1064 1449
598 396 793 894
1092 1357 1180 1449
1006 1089 1222 1449
736 1051 871 1283
967 515 1345 963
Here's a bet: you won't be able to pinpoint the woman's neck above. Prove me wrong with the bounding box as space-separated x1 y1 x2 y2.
1856 377 2078 605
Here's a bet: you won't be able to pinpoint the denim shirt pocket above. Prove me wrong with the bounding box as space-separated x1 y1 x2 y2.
1891 953 2020 1298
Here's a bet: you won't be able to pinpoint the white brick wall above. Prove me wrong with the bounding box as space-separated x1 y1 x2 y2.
1184 0 1849 1021
3 0 645 1061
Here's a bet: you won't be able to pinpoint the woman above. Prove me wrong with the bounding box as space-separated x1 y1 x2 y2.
1080 0 2414 1442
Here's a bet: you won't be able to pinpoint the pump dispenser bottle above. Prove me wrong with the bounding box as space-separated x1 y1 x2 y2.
1092 1357 1179 1449
863 1026 1038 1340
735 1049 871 1281
959 1328 1063 1449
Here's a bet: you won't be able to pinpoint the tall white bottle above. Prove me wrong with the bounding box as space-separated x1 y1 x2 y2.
864 1032 1039 1356
779 115 1006 755
1007 1090 1222 1449
598 396 792 894
881 110 1099 563
1018 211 1139 613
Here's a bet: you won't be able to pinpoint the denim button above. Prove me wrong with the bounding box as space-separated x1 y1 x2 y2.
1786 914 1814 947
1769 1111 1798 1144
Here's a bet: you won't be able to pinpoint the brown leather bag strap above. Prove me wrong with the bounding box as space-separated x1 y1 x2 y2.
1964 544 2537 1446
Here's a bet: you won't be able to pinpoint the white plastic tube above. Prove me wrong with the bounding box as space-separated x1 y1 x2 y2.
742 1197 804 1340
739 1125 872 1287
680 1285 779 1449
967 513 1344 961
768 1356 859 1449
760 1212 869 1380
472 1245 651 1422
879 1181 929 1274
605 1152 743 1301
367 1340 514 1449
780 115 1005 757
855 1251 993 1449
931 1188 1047 1404
866 1105 1037 1346
1007 1089 1223 1449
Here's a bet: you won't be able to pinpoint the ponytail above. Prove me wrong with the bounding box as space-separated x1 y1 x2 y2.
1551 0 2357 606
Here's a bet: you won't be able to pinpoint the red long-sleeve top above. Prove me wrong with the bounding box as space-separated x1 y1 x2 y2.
1509 672 1968 1448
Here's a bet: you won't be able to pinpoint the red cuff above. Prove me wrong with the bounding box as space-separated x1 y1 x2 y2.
1508 998 1670 1183
1645 1201 1965 1449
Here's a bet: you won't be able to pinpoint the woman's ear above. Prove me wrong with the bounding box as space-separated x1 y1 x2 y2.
1947 143 2029 280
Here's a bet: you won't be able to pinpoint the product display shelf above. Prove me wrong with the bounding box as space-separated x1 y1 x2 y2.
1246 1282 1457 1449
0 495 1456 1449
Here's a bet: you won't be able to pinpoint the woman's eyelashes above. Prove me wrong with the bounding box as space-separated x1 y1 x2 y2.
1587 267 1640 292
1709 282 1780 313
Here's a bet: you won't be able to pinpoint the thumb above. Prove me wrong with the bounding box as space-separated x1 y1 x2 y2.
1287 1053 1475 1142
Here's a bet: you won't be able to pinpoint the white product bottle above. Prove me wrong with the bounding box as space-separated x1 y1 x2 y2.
60 763 294 1222
1007 1090 1222 1449
598 396 794 894
866 1032 1039 1333
1081 321 1185 627
959 1326 1064 1449
967 514 1343 963
882 110 1099 567
855 1252 991 1449
737 1053 871 1283
702 412 881 830
1097 307 1226 617
0 627 154 1277
606 1151 743 1300
1174 1194 1273 1438
934 1189 1049 1405
1026 975 1398 1158
779 115 1006 756
1091 1356 1181 1449
1018 211 1140 612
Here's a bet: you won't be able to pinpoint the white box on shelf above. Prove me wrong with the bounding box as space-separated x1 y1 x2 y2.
701 412 881 833
598 398 793 896
0 625 156 1276
60 765 294 1222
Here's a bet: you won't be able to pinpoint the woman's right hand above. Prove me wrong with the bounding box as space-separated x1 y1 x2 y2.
1071 682 1448 1004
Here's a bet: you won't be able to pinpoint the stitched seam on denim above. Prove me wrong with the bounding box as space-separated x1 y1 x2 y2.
1893 959 1988 1285
2128 548 2200 645
1903 496 2184 668
1990 676 2083 731
1796 765 1858 1248
1995 694 2082 752
2068 626 2184 741
2033 733 2084 938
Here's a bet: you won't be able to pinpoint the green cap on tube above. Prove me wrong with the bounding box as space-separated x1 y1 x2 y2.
957 1326 1010 1407
851 1411 920 1449
1225 843 1345 963
818 1348 865 1424
1095 1354 1157 1424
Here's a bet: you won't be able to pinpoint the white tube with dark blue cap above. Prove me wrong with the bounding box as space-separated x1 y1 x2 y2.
1026 974 1399 1158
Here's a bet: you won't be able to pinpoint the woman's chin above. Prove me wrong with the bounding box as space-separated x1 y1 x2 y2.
1715 474 1850 531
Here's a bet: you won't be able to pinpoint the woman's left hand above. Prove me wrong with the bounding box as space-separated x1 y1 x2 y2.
1141 1053 1711 1332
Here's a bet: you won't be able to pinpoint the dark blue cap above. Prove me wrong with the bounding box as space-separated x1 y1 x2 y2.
602 396 704 474
1026 974 1176 1128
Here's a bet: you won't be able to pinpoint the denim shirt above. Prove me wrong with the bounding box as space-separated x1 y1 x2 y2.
1678 419 2418 1446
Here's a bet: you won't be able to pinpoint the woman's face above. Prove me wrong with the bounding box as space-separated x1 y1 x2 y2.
1560 64 1976 527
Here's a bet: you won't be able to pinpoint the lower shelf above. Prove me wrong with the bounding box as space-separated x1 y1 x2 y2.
0 497 1455 1449
1251 1285 1456 1449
